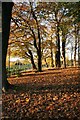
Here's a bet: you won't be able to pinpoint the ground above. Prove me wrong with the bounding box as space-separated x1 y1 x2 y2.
2 67 80 120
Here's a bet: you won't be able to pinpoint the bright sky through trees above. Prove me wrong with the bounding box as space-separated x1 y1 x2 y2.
7 2 80 69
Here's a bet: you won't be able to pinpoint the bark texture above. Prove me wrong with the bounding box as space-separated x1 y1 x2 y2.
2 2 14 90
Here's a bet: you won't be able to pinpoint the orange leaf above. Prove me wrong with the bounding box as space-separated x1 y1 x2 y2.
16 99 20 103
26 98 30 103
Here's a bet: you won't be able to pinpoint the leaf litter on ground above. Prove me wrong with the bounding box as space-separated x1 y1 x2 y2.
2 67 80 120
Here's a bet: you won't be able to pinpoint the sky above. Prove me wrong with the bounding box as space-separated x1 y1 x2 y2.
8 57 25 62
0 0 79 2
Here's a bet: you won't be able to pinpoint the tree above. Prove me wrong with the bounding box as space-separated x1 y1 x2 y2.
77 26 80 66
2 2 14 91
7 2 79 73
60 19 72 68
25 48 37 70
9 33 37 70
10 2 44 72
73 24 78 67
30 2 42 71
65 2 80 66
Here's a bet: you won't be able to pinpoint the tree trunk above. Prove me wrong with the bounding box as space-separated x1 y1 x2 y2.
74 38 77 67
74 26 78 67
62 32 66 68
55 51 60 67
30 3 42 72
71 46 73 66
28 49 37 70
78 30 80 66
62 41 66 68
50 39 54 67
55 25 61 67
0 3 2 91
76 26 80 67
44 58 48 68
37 24 42 72
51 48 54 67
2 2 14 91
38 48 42 72
8 46 11 77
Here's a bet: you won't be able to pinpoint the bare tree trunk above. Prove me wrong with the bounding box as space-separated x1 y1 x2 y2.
8 46 11 77
36 22 42 72
44 58 48 68
28 49 37 70
55 24 61 67
30 2 42 72
78 31 80 66
76 26 80 67
74 26 78 67
62 40 66 68
2 2 14 91
51 49 54 67
71 46 73 66
50 39 54 67
62 32 66 68
74 38 77 67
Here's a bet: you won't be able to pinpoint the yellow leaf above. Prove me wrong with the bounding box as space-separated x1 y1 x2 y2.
21 93 24 96
53 96 58 101
26 98 30 103
16 99 20 103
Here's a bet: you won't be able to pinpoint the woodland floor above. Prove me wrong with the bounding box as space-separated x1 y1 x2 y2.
2 67 80 120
